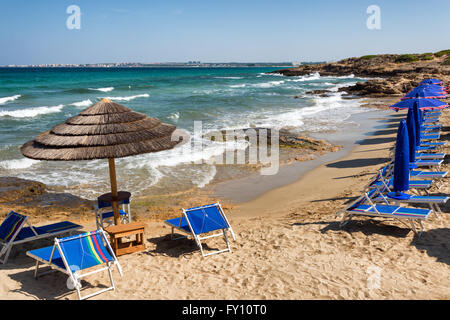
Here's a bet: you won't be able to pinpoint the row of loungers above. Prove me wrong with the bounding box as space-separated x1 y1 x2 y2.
337 108 448 235
0 203 235 299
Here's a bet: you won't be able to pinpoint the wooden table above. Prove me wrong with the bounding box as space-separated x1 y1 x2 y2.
105 222 146 256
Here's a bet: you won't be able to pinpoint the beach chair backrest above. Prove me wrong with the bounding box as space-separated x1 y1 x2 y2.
57 230 114 272
0 211 27 243
184 204 229 235
97 197 130 209
347 189 378 211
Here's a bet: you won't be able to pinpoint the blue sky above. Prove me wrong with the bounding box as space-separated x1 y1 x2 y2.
1 0 449 64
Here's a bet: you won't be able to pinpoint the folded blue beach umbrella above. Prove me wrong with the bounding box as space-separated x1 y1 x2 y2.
390 98 448 111
406 107 417 163
389 120 410 198
419 78 443 86
402 85 446 100
412 102 422 147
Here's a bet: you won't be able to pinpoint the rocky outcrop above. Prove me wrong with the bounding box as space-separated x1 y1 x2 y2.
0 176 94 220
274 53 450 98
204 128 341 153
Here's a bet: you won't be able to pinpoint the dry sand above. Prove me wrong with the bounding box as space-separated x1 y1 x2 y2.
0 105 449 300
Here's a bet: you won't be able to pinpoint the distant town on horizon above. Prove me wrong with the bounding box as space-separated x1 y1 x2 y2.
0 61 326 68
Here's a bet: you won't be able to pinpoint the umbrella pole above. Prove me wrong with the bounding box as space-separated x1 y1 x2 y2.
108 158 121 226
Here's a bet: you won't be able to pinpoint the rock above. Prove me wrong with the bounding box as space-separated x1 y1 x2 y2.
204 128 341 153
0 177 46 203
271 53 450 98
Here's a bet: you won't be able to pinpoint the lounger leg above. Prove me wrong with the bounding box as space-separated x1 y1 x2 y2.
196 237 205 257
433 203 441 219
223 230 231 253
409 219 418 236
76 286 82 300
108 262 116 291
418 220 425 236
1 245 13 264
34 261 40 278
340 213 352 228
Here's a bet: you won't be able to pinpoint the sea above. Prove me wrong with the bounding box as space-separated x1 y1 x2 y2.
0 67 370 199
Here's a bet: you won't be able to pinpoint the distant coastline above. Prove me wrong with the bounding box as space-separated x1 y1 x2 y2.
0 61 326 68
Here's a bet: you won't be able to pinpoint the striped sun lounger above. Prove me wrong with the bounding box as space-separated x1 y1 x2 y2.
336 192 431 235
165 203 236 257
368 178 448 218
27 229 122 300
0 211 82 264
416 152 446 160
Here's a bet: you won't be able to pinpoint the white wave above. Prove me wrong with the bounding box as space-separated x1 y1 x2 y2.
0 104 64 118
0 158 39 170
252 80 285 88
102 94 150 101
261 72 284 77
329 82 357 92
89 87 114 92
0 95 21 105
168 112 180 121
288 72 321 82
231 80 285 89
71 99 93 107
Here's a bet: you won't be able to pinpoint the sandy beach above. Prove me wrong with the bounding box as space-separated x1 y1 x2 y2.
0 98 448 300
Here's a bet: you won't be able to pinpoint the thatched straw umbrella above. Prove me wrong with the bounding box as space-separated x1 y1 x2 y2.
21 98 184 225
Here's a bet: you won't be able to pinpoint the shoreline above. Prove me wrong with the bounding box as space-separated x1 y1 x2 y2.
213 107 390 205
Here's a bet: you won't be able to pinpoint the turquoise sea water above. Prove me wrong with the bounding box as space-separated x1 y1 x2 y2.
0 67 368 198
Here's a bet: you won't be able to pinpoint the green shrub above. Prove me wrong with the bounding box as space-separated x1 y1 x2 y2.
435 50 450 57
443 57 450 65
420 53 434 61
360 55 378 60
395 54 419 63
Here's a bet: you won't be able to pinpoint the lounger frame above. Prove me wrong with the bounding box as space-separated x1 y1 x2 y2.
166 203 236 257
372 190 445 219
336 193 430 236
0 212 82 264
28 230 122 300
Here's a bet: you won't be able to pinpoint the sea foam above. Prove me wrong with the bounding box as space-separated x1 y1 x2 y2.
0 95 21 105
71 99 93 107
102 94 150 101
0 158 39 170
89 87 114 92
0 104 64 118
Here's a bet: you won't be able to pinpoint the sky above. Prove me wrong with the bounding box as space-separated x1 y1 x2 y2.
1 0 450 65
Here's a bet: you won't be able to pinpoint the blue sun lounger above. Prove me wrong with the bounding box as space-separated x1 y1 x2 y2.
410 170 448 180
383 162 447 190
368 177 448 218
420 133 440 141
26 229 122 300
416 152 446 160
0 211 82 264
165 203 236 257
336 191 432 235
369 169 433 193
